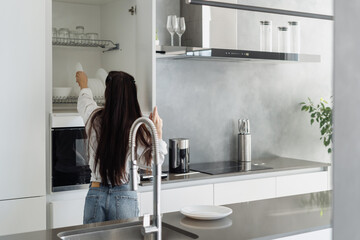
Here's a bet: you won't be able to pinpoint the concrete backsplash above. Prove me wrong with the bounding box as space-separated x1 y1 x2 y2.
156 4 333 166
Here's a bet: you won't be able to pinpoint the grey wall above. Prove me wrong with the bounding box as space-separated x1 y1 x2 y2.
333 0 360 239
156 4 333 166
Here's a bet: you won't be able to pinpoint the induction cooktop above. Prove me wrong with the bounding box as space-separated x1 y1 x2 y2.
190 161 272 175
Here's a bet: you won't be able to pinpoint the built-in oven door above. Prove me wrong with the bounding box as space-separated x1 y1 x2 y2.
52 127 91 191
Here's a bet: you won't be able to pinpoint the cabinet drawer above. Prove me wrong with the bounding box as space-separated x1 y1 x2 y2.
139 184 213 215
0 197 46 236
214 177 276 205
50 198 86 228
276 172 328 197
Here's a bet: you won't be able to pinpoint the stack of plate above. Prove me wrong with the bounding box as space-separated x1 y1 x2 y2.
88 78 105 97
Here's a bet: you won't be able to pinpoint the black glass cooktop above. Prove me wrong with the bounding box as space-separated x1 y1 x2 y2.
190 161 272 175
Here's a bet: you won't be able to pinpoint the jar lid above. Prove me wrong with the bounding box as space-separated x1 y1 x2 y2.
278 27 288 31
260 21 271 25
288 21 299 25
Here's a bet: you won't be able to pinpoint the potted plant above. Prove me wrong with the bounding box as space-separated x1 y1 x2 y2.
300 97 333 153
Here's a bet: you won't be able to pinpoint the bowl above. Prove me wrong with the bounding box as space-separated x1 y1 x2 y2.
53 87 73 98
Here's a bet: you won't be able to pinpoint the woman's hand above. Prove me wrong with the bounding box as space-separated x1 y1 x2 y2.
76 71 88 89
149 106 163 140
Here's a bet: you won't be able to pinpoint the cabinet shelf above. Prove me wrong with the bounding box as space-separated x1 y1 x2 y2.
52 37 119 53
53 96 105 105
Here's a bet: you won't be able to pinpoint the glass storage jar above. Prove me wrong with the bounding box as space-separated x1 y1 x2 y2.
260 21 272 52
288 21 300 53
58 28 70 43
277 27 289 53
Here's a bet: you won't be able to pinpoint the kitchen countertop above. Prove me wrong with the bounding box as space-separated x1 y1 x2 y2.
139 157 330 189
1 191 331 240
53 157 330 192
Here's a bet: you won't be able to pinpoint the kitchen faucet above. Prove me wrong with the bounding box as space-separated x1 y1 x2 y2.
129 117 162 240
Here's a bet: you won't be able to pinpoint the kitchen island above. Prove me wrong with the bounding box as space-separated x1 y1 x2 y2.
1 191 331 240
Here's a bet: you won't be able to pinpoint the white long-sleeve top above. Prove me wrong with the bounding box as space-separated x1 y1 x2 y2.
77 88 168 183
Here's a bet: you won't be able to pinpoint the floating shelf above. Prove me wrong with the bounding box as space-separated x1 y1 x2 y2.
52 37 119 52
156 46 321 63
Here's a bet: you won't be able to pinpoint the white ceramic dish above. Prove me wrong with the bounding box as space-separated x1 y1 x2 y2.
180 205 233 220
88 78 105 97
53 87 73 98
96 68 108 84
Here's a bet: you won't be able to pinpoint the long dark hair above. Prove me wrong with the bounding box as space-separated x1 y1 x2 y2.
87 71 151 186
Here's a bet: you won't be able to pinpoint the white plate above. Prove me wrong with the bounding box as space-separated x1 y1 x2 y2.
180 205 232 220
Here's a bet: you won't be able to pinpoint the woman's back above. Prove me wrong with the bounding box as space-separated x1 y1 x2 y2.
76 71 167 224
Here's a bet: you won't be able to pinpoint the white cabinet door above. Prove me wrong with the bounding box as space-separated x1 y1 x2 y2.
101 0 155 114
214 177 276 205
136 0 156 113
50 198 86 228
0 0 46 200
276 172 328 198
0 197 46 236
139 184 213 215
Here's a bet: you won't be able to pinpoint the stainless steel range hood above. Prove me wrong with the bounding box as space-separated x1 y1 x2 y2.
156 46 320 63
156 1 321 63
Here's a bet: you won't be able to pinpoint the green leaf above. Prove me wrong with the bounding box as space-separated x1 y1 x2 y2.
311 119 314 125
328 148 332 154
300 102 306 105
301 106 307 111
324 137 331 147
321 127 326 135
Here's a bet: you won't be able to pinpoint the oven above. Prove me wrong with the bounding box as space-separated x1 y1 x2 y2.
51 113 91 192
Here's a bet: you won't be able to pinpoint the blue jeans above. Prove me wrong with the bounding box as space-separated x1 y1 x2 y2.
83 183 139 224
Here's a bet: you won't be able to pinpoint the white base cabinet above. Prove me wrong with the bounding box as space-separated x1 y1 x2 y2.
50 198 86 228
275 228 332 240
48 170 328 228
0 197 46 236
214 177 276 205
139 184 213 215
276 172 329 198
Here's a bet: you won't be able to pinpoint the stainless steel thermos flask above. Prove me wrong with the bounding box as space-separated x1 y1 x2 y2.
238 119 251 163
169 138 190 173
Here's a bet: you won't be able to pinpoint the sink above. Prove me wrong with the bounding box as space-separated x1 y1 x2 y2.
57 221 198 240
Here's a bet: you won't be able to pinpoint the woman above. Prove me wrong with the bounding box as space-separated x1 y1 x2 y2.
76 71 167 224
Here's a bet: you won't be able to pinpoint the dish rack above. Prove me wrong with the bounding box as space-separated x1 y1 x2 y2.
52 37 119 53
53 96 105 105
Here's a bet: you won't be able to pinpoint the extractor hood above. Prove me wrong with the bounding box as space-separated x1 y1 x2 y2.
155 1 321 63
156 46 320 63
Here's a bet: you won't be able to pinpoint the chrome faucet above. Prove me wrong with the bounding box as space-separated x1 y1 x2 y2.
129 117 162 240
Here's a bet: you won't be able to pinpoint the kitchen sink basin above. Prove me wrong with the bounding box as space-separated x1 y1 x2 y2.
57 221 198 240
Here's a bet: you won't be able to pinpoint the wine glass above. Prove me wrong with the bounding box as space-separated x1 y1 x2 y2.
175 17 186 47
167 15 177 46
